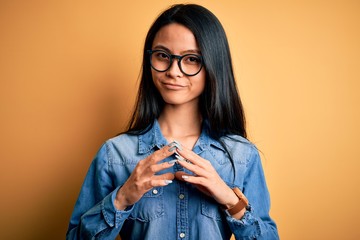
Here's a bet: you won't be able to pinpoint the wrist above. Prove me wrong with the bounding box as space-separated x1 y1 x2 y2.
224 187 249 217
114 187 131 210
223 190 239 209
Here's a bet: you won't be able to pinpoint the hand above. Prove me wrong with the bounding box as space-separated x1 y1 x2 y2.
174 147 239 209
114 145 176 210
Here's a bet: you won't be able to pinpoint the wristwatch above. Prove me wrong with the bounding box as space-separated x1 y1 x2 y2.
225 187 249 215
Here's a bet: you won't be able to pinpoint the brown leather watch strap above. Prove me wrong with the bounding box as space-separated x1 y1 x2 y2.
226 187 249 215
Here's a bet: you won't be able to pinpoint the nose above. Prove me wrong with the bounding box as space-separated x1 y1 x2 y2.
166 58 183 78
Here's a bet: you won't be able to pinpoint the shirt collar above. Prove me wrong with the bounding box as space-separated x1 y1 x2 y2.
138 120 167 154
195 120 226 154
138 119 225 154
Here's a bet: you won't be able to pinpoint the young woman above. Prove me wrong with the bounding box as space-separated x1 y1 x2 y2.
67 4 279 240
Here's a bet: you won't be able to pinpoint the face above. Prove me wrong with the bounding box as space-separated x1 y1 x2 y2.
151 23 206 107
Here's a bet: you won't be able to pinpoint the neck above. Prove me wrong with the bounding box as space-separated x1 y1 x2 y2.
158 103 202 144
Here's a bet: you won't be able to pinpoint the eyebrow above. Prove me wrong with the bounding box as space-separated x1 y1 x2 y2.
152 45 201 55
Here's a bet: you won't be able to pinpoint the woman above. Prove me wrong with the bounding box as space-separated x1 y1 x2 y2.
67 4 279 240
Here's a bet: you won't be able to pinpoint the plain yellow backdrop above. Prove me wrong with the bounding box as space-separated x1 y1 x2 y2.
1 0 359 239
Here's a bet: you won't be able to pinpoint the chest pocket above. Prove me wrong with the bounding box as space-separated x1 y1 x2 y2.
128 187 165 222
200 181 237 222
201 195 224 221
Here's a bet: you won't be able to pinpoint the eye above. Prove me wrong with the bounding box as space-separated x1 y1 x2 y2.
183 55 201 65
154 51 170 61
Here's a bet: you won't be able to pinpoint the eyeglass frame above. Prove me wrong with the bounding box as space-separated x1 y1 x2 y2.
147 49 204 76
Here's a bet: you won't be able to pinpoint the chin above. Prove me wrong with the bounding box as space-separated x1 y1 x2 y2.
162 98 185 105
161 96 199 106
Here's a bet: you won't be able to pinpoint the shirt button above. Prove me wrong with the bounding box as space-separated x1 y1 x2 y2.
179 233 185 238
152 189 158 195
179 194 185 199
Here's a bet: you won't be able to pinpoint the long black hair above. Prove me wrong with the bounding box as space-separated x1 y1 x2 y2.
126 4 247 140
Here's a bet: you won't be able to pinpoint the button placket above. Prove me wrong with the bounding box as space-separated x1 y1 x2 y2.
177 182 188 240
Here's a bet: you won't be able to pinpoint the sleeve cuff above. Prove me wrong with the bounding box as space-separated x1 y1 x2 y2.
225 204 256 225
101 186 134 228
225 204 261 238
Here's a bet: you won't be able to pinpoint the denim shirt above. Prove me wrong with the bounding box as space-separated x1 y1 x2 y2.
66 120 279 240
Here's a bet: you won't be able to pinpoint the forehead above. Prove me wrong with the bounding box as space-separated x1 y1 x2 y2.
152 23 199 52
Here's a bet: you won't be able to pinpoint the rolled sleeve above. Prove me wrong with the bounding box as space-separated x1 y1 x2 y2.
101 186 134 228
67 142 132 239
225 206 262 239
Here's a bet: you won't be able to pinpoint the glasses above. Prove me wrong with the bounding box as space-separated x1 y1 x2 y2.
147 50 203 76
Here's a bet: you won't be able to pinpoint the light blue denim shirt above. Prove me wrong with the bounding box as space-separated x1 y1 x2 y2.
67 120 279 240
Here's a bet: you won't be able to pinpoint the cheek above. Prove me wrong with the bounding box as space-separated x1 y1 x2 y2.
151 70 156 81
196 72 206 92
151 71 161 88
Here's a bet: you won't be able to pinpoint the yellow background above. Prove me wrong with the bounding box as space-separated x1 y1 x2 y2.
1 0 359 239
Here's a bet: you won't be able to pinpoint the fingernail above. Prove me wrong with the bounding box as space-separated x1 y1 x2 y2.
164 180 173 184
182 175 189 179
175 154 186 161
168 141 182 150
168 159 178 165
173 140 183 150
168 146 176 152
168 142 176 147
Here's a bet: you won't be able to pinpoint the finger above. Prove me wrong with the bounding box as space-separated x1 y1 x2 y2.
149 159 177 173
176 148 210 169
175 172 212 197
149 173 175 187
152 172 175 181
174 171 188 181
148 179 173 187
180 174 209 187
168 140 183 151
146 145 177 165
141 173 175 190
176 158 208 177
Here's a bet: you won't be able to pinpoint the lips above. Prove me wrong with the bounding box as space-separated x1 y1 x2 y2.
161 82 186 90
